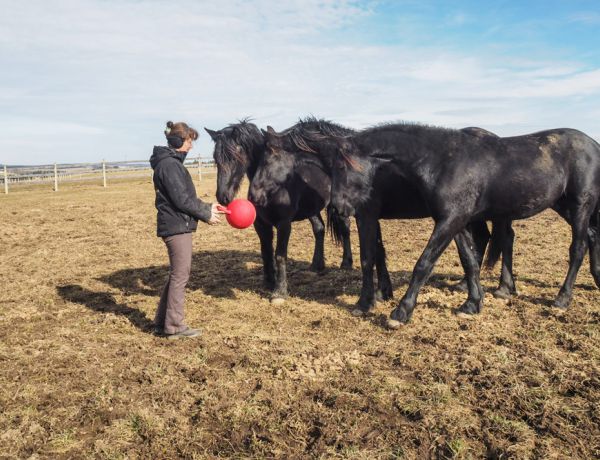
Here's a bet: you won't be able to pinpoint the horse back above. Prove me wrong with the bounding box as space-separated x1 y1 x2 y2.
479 129 600 219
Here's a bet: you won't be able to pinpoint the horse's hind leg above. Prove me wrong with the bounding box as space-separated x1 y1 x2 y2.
375 221 393 301
554 201 600 288
271 221 292 304
454 228 484 316
254 217 275 290
308 214 326 273
493 221 518 300
454 221 489 292
340 216 353 269
588 208 600 288
553 203 595 309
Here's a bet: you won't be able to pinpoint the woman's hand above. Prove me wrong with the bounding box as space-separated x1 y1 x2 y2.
208 203 225 225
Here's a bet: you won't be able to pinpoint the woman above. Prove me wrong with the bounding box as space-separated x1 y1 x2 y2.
150 121 222 339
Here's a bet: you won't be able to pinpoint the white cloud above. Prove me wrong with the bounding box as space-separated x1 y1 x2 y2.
0 0 599 164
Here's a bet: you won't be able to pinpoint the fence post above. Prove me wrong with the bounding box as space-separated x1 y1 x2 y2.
3 165 8 194
197 156 202 183
102 160 107 188
53 163 58 192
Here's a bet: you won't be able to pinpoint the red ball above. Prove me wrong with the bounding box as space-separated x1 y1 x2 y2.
220 199 256 229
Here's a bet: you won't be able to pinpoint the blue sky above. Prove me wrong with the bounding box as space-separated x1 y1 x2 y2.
1 0 599 165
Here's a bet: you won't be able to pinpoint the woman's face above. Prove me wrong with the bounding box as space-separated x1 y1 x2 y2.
178 137 194 152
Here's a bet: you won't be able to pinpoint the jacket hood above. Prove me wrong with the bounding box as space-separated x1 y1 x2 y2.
150 146 187 169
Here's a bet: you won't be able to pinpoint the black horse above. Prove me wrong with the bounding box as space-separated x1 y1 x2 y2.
263 119 503 314
329 123 600 327
253 118 395 306
204 120 353 304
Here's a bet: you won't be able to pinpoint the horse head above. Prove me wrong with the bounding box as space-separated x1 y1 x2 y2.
248 126 295 208
205 120 263 205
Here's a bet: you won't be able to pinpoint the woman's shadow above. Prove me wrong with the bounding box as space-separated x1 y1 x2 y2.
56 284 156 332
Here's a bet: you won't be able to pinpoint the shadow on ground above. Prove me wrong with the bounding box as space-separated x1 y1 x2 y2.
59 249 595 329
56 284 155 332
95 249 471 310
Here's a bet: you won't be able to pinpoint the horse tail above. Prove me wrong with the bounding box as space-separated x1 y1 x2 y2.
483 220 504 270
326 205 345 245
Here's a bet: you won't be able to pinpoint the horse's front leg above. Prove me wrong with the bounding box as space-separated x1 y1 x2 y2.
254 217 275 290
389 218 462 328
375 221 393 301
340 216 353 270
271 221 292 305
308 214 325 273
352 216 378 316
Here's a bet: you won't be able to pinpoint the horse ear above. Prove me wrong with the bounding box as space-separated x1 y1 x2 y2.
204 128 219 141
267 126 276 135
260 128 269 137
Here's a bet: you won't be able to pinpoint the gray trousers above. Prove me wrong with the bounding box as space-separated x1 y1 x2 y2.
154 232 192 334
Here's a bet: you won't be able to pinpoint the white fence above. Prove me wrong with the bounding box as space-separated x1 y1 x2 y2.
1 157 216 193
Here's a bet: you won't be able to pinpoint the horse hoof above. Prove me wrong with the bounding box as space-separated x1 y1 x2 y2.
351 308 365 317
552 296 570 310
387 319 403 330
493 288 514 300
271 297 286 306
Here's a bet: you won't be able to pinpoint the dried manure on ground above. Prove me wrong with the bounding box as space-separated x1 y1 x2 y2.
1 179 599 459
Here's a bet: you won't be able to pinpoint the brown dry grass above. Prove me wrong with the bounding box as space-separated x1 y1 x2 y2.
1 178 599 459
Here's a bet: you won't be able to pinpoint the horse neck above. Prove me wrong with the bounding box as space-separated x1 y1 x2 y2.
246 139 267 180
358 131 429 174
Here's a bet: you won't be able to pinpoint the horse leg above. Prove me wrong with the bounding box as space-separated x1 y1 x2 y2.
353 215 378 315
454 221 489 292
271 221 292 304
454 228 484 316
375 221 393 301
340 216 353 270
493 221 518 300
308 214 326 273
588 208 600 288
554 201 600 289
389 218 462 327
553 203 595 309
254 217 275 290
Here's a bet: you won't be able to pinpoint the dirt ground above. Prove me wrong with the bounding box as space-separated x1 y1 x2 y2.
1 178 599 459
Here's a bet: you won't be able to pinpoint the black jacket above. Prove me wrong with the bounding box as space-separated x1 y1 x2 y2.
150 146 212 237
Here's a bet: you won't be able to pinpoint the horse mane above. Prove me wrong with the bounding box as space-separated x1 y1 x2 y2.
282 116 355 154
216 117 264 165
361 121 460 137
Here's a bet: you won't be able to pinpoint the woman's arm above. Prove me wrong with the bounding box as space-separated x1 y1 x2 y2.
159 160 212 222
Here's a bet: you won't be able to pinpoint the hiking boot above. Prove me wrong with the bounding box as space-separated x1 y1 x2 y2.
165 327 201 340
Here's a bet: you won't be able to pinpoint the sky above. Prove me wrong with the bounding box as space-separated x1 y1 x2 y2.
1 0 600 165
